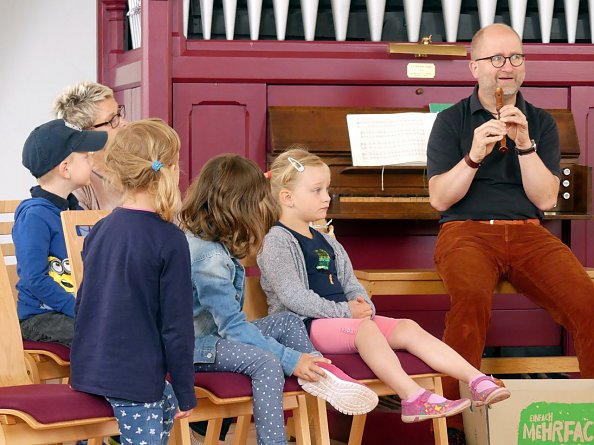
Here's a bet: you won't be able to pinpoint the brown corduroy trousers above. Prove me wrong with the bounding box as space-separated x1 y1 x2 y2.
434 220 594 430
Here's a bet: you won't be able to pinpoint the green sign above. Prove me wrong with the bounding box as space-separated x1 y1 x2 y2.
518 402 594 444
428 103 453 113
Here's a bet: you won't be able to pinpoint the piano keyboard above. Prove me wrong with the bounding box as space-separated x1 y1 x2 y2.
330 195 437 219
184 0 594 43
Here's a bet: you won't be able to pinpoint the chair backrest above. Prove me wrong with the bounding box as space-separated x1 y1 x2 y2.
0 254 33 387
0 200 21 301
241 255 269 321
61 210 110 291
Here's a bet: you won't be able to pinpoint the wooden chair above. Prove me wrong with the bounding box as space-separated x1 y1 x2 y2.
0 199 71 383
60 209 111 291
240 255 332 445
0 252 119 445
308 220 449 445
243 254 449 445
61 210 319 445
354 268 586 375
0 200 20 299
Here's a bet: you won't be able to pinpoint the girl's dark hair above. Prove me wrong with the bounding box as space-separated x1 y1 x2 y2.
179 154 278 258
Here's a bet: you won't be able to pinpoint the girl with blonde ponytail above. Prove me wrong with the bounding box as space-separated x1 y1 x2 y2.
70 119 196 445
103 118 181 221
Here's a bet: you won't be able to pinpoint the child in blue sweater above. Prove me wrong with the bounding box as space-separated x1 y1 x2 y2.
14 119 107 347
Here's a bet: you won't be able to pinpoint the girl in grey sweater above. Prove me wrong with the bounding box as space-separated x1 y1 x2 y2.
258 148 511 423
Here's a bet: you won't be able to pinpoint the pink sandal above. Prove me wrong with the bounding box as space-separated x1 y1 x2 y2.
469 375 511 407
401 390 471 423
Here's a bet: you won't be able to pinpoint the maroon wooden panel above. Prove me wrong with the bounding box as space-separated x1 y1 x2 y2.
339 233 438 269
329 409 433 445
189 104 249 170
173 83 266 189
268 85 568 109
98 1 142 93
141 0 171 121
570 86 594 267
98 0 127 85
375 293 562 348
174 39 594 87
376 307 561 347
113 87 142 122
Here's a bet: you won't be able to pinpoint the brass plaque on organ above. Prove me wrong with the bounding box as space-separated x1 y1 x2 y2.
406 63 436 79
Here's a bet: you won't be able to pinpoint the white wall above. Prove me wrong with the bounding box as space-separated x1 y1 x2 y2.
0 0 97 200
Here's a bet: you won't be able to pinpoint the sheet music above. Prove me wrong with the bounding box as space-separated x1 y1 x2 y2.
347 113 437 166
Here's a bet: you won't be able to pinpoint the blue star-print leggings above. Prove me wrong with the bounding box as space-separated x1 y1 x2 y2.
107 380 177 445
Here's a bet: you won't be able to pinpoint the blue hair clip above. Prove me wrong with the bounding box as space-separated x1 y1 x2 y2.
151 160 163 172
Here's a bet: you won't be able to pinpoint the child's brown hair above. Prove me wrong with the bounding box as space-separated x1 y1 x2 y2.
179 154 278 259
104 118 181 221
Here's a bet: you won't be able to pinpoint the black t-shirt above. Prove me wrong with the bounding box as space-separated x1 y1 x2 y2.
277 222 347 303
277 222 347 330
426 86 561 223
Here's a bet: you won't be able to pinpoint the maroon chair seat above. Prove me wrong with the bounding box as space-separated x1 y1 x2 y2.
0 384 113 424
23 340 71 362
325 351 436 381
193 372 301 399
193 353 434 400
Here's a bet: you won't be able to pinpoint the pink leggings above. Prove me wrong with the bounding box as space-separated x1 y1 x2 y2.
309 316 401 354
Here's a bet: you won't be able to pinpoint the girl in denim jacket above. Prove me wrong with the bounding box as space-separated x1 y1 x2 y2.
179 154 378 445
258 148 511 424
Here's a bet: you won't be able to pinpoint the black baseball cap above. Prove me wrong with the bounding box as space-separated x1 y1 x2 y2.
22 119 108 178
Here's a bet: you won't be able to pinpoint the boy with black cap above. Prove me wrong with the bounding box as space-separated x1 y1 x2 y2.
13 119 107 347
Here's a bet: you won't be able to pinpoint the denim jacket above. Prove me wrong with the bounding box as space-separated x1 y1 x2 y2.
186 233 301 376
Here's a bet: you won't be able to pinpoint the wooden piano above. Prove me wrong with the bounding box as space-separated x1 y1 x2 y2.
268 106 592 222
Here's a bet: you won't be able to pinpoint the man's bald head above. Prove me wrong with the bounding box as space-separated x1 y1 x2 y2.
471 24 522 60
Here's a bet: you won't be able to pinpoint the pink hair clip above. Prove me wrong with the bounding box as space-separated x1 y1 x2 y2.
264 171 272 179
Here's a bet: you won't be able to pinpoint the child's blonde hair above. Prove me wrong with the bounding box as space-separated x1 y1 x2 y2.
53 81 114 129
269 145 327 201
179 154 277 259
104 119 181 222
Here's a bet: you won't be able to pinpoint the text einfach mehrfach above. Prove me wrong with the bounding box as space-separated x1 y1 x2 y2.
346 113 437 167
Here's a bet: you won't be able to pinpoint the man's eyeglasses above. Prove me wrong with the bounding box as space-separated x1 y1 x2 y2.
90 105 126 129
474 54 525 68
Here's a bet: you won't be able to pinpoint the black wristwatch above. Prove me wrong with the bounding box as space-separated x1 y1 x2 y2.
516 139 537 156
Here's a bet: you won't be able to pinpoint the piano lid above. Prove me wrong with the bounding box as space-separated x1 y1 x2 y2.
268 106 580 159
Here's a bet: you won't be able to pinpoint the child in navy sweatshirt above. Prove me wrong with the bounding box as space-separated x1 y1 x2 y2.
71 119 196 445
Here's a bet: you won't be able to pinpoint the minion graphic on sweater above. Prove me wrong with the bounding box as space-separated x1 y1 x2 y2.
48 256 74 293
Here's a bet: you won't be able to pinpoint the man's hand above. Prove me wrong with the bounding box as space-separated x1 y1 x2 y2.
292 354 331 381
499 105 531 148
348 296 373 319
469 119 507 163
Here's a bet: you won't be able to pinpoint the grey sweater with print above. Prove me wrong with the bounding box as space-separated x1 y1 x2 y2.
257 225 376 319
